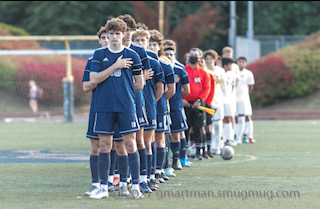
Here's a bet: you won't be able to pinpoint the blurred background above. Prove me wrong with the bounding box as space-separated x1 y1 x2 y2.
1 1 320 122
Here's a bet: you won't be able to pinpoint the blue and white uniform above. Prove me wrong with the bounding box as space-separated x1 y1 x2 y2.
90 46 142 135
169 62 189 132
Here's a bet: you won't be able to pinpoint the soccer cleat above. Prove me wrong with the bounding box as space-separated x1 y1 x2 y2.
194 154 203 161
212 147 221 155
207 150 214 158
89 187 108 199
180 158 191 167
140 182 152 193
132 189 144 199
172 159 182 170
249 138 256 143
148 179 158 191
84 185 100 196
161 172 170 180
107 181 114 192
202 151 209 159
185 158 192 165
119 184 130 196
226 140 238 146
242 134 248 143
155 173 165 183
164 167 176 177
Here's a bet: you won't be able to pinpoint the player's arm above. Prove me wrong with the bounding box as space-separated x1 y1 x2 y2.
90 55 133 85
248 85 254 94
181 83 190 99
83 81 97 93
133 73 144 90
165 83 175 100
155 82 164 102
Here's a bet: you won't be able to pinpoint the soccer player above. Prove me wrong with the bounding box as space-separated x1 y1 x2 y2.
164 46 191 169
89 17 144 199
82 26 109 197
183 48 211 161
221 57 237 146
148 29 176 182
222 46 240 144
235 56 255 144
202 50 219 158
131 28 165 191
117 14 152 195
203 49 225 155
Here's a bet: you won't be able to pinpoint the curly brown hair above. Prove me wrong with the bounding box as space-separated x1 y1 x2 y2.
105 18 127 33
117 14 137 30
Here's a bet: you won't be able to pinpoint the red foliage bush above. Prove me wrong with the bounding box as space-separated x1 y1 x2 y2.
247 56 295 107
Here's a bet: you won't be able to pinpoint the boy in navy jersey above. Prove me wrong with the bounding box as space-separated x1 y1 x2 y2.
148 29 176 183
163 40 192 167
89 17 144 200
82 26 109 197
132 28 165 191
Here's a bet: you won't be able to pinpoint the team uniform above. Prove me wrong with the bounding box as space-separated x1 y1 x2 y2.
235 68 255 143
205 65 225 154
231 63 240 116
90 46 142 134
83 57 99 140
169 63 189 133
143 55 165 130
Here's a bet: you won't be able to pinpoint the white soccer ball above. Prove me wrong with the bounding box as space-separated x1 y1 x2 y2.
187 144 196 158
220 146 234 160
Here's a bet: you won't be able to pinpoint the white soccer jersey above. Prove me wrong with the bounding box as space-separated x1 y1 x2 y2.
223 70 237 104
236 68 255 100
205 65 225 107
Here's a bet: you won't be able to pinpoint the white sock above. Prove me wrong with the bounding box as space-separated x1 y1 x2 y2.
132 184 139 191
248 119 254 138
155 169 161 174
92 182 100 188
119 181 126 187
224 123 232 141
100 184 108 190
151 174 155 180
213 120 220 149
236 116 245 142
244 121 249 136
108 175 114 184
139 175 147 183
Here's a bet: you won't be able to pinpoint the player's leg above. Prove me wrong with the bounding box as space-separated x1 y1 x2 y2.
247 115 255 143
119 112 144 199
114 140 130 196
212 105 223 155
235 99 246 144
224 103 237 146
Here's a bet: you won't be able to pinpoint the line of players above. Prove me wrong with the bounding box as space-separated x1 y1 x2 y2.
82 14 255 200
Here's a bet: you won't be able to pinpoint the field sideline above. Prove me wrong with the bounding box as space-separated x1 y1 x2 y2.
0 120 319 209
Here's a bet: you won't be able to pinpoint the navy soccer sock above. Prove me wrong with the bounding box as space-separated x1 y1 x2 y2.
179 138 187 159
98 152 110 185
138 148 147 176
147 155 152 179
128 151 140 185
151 142 157 173
117 155 129 183
109 150 116 176
90 155 99 184
156 147 165 170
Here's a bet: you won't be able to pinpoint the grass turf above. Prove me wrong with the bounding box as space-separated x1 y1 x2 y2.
0 121 319 209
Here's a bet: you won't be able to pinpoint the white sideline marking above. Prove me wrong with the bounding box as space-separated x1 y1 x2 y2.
209 154 257 165
14 150 89 161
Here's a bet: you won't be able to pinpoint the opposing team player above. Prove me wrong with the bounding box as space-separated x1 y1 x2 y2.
89 17 144 199
235 56 255 144
83 26 109 197
203 49 225 155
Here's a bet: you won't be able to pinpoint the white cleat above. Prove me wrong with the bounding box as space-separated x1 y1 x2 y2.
119 184 130 196
132 189 144 199
84 185 100 196
89 187 108 199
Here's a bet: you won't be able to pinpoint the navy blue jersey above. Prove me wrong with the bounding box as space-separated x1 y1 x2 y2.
129 43 151 109
146 50 175 115
143 55 165 119
90 46 142 112
169 63 190 111
174 60 185 68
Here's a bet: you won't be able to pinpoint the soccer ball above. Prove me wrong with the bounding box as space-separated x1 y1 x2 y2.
220 146 234 160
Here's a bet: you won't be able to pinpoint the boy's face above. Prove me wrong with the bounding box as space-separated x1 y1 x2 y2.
123 28 132 43
148 41 160 53
98 32 109 47
237 59 247 69
205 55 215 66
132 35 148 49
222 52 233 58
223 63 232 72
164 49 175 63
107 30 124 46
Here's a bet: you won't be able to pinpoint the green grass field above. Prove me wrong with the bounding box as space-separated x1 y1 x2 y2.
0 121 319 209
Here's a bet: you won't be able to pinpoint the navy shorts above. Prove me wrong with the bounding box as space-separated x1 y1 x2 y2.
170 109 188 133
165 114 171 134
94 112 140 135
136 106 149 127
86 111 99 140
144 117 157 131
155 114 167 132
